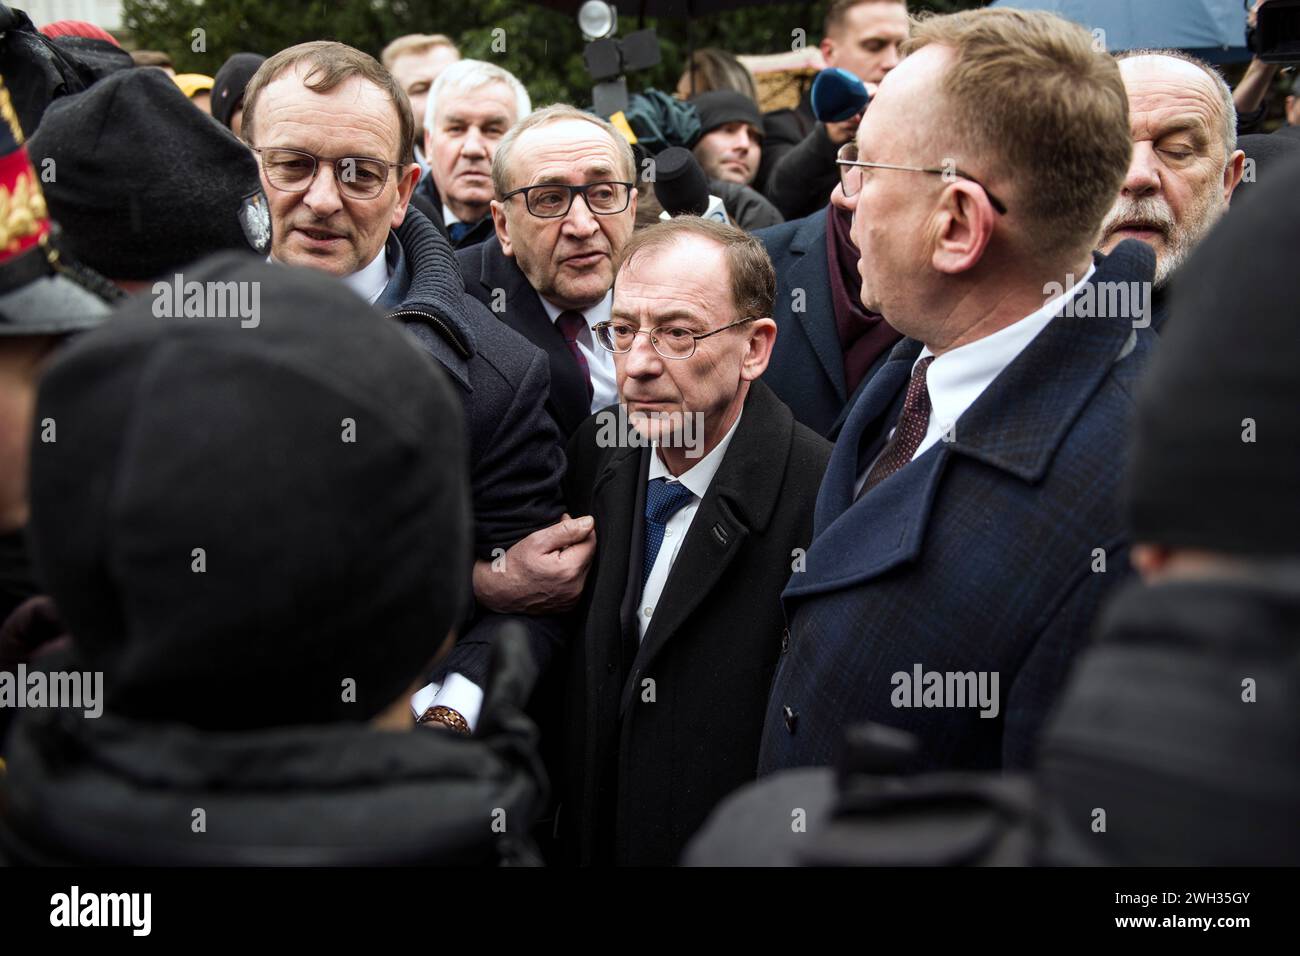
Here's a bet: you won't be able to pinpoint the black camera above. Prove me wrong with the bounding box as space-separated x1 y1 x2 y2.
1254 0 1300 63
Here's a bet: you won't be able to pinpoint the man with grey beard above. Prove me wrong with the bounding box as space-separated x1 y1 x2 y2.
1099 51 1245 332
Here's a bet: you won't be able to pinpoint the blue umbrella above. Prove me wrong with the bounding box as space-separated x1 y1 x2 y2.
989 0 1250 63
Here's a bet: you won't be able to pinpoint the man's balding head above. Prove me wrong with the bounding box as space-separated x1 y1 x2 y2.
1099 52 1246 288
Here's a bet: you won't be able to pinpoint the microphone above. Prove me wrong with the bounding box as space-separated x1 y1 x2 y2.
810 67 870 123
653 147 729 224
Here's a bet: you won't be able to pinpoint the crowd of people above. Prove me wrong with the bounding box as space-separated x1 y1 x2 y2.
0 0 1296 867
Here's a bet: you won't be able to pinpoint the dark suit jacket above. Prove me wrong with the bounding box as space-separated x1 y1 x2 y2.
755 208 891 439
410 173 495 251
560 381 831 865
457 236 594 438
376 209 567 684
759 240 1159 776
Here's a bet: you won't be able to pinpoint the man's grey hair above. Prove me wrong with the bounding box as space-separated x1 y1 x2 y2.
491 103 637 197
1116 49 1238 157
424 59 532 134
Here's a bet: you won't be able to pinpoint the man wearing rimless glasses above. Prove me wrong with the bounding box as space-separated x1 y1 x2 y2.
759 7 1162 780
242 42 569 736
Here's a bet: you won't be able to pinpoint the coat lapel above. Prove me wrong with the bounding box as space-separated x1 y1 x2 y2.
788 209 848 403
618 383 794 716
787 240 1154 601
477 238 591 433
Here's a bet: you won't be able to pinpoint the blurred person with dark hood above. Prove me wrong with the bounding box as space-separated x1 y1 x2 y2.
761 0 909 219
0 255 547 865
240 42 571 734
1098 51 1245 333
686 153 1300 869
210 52 265 137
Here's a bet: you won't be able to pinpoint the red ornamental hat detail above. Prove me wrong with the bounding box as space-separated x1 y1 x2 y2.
0 81 51 260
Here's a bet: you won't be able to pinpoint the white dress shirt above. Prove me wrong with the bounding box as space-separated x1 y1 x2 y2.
341 246 391 305
539 291 618 413
855 266 1096 497
441 203 461 229
638 410 743 641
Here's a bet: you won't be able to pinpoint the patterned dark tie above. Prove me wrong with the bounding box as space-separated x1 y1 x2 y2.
858 355 936 498
447 221 472 244
556 310 594 402
641 477 696 592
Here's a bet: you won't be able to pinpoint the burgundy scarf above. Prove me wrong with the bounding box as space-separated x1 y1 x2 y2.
824 202 901 396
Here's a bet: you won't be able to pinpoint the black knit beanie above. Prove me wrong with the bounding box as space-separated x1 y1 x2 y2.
689 90 764 144
27 253 472 729
211 52 266 130
27 67 268 280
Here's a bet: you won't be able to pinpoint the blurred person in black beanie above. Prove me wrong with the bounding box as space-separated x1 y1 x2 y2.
26 66 270 286
0 254 547 864
210 51 265 137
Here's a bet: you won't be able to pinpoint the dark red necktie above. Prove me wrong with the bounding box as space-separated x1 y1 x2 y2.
556 310 594 402
859 355 935 498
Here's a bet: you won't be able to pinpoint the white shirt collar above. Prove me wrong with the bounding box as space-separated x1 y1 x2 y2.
538 290 612 328
441 203 460 228
341 246 391 305
646 407 744 500
918 263 1096 436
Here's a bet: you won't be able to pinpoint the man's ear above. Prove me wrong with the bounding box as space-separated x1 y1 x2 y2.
491 199 513 256
819 35 836 65
1224 148 1247 205
740 317 778 381
931 181 995 276
424 128 435 165
390 162 421 228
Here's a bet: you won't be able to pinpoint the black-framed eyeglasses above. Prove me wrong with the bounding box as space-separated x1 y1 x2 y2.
501 181 634 219
251 146 404 200
836 143 1008 215
593 317 755 360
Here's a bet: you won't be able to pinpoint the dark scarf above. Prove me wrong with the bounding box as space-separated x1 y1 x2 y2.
825 202 902 396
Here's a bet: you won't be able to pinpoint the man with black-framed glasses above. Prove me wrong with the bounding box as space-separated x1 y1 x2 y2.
458 104 638 442
557 217 830 866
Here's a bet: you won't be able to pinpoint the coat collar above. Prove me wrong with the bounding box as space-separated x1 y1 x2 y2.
614 382 795 711
789 239 1155 598
376 207 477 390
779 207 847 403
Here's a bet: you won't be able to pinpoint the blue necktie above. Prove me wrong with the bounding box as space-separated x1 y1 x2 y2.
642 477 696 593
448 221 472 244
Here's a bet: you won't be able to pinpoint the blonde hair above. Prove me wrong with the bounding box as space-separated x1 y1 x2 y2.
906 7 1131 257
380 34 459 71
